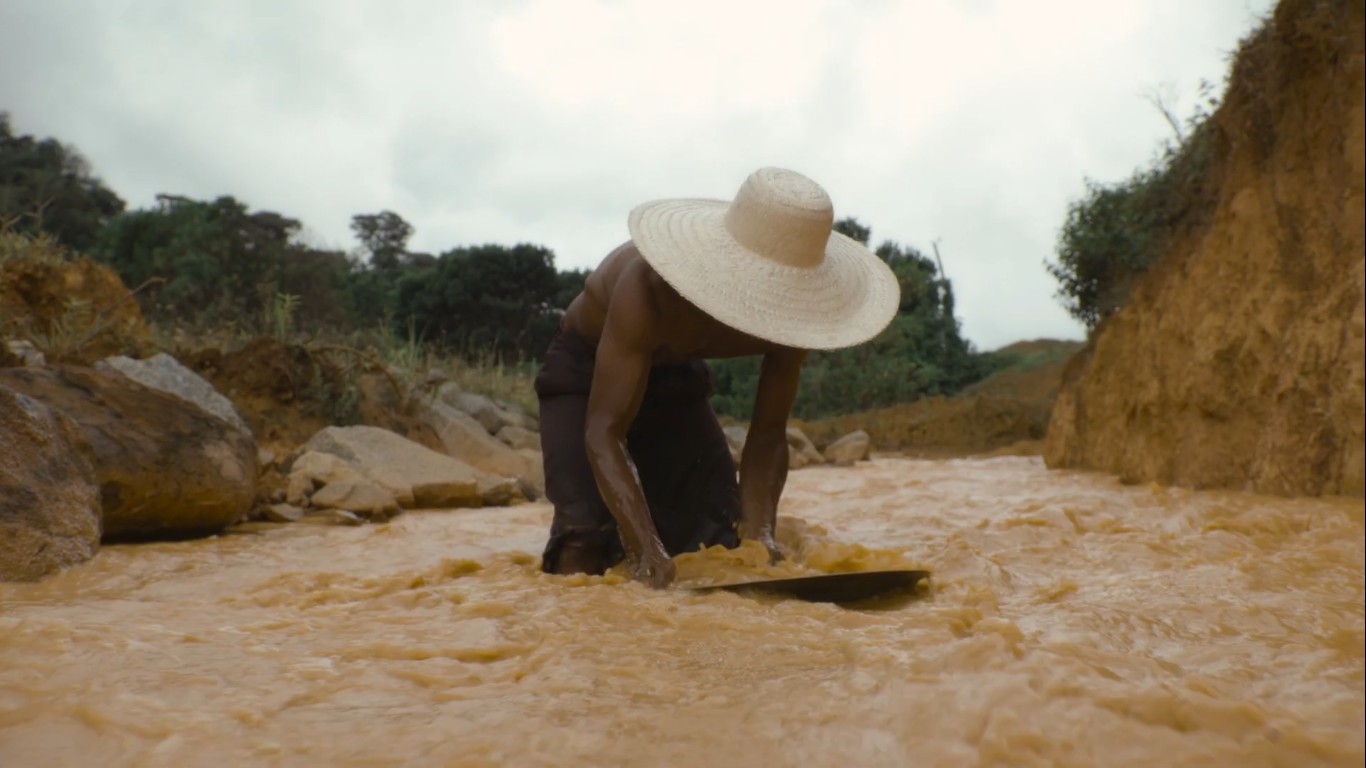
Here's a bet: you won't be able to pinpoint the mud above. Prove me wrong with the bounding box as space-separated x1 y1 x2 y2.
1 457 1361 767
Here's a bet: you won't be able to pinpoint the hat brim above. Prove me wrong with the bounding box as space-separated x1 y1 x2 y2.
627 198 901 350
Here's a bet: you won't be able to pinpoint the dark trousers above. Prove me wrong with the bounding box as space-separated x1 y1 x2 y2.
535 329 741 574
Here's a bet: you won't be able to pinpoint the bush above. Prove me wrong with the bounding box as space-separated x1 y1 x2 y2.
1047 87 1222 329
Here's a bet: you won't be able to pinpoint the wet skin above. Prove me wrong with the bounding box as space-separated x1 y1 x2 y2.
556 242 807 588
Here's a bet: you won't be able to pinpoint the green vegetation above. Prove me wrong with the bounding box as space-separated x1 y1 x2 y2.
1 114 125 253
3 113 999 418
1047 84 1222 329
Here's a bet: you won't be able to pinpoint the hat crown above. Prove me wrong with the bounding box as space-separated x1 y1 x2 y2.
723 167 834 269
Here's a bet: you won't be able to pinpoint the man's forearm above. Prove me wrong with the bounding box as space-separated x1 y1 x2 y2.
586 430 665 559
738 426 789 539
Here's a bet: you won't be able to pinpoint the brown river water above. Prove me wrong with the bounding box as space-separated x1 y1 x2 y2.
1 457 1362 767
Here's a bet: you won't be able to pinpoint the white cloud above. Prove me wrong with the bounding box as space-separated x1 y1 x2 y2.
0 0 1274 349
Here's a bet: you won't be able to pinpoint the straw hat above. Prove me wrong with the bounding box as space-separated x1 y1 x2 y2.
627 167 900 350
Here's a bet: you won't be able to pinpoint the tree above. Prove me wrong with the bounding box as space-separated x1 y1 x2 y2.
96 194 306 328
396 243 562 359
0 113 125 252
350 210 413 273
833 216 871 245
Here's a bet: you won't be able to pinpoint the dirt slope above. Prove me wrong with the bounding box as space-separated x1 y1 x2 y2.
1045 0 1365 497
800 339 1081 456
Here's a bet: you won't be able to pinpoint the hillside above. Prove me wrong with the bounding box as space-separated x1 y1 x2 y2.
1045 0 1365 497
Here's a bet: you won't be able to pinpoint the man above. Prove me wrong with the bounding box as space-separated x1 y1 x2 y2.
536 167 900 588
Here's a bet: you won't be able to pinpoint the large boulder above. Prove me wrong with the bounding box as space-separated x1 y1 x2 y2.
0 385 101 581
289 425 517 510
415 394 539 482
497 425 541 452
96 352 250 433
786 426 825 470
824 430 872 467
437 383 537 433
0 366 258 540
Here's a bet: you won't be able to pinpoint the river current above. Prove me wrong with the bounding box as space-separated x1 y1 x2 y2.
2 457 1362 767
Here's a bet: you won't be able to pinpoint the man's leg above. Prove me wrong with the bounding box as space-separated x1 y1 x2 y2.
629 365 741 556
538 389 623 575
534 332 623 575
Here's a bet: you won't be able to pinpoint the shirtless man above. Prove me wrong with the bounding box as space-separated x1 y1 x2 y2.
536 168 900 588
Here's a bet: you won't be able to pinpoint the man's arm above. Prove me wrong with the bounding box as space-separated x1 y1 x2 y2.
583 270 675 588
738 347 807 557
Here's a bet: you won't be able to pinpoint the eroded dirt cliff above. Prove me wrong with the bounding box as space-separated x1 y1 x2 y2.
1045 0 1365 497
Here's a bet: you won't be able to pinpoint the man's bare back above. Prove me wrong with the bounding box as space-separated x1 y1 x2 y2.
557 243 807 587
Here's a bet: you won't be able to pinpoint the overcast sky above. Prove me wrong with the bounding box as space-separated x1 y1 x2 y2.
1 0 1273 350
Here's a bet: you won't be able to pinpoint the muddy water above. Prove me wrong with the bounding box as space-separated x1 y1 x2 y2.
1 457 1362 767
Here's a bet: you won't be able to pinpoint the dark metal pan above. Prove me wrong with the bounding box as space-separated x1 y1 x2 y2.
689 569 930 605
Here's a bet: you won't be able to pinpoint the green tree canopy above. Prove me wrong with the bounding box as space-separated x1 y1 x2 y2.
95 194 333 329
350 210 414 273
0 113 125 252
1048 90 1220 329
396 243 563 360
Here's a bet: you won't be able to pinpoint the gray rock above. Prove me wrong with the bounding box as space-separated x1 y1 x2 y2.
497 424 541 451
4 339 46 367
97 352 250 433
0 365 258 541
824 430 872 467
723 425 748 467
307 508 364 527
438 384 536 434
295 425 511 509
415 396 538 483
516 448 545 500
309 480 400 517
786 426 825 470
0 386 101 581
261 502 305 523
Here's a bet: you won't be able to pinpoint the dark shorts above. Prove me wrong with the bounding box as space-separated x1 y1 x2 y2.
535 329 741 574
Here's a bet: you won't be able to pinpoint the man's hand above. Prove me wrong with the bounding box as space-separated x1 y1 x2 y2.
628 545 676 588
740 521 785 565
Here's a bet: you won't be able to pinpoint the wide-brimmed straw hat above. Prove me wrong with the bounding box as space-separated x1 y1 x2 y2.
627 167 900 350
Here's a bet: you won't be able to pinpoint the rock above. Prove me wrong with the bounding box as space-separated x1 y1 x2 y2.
306 508 364 527
415 395 539 482
516 448 545 500
723 426 748 466
258 448 277 469
96 352 250 433
786 426 825 470
1044 1 1365 498
261 502 305 523
497 425 541 451
287 451 368 506
309 480 400 518
824 430 872 467
4 339 45 367
294 425 513 509
0 385 101 581
439 383 536 433
0 365 258 541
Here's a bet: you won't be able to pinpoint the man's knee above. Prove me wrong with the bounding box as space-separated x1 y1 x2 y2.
541 525 622 575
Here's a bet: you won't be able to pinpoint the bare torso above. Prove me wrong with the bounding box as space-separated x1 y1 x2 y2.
561 243 778 363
